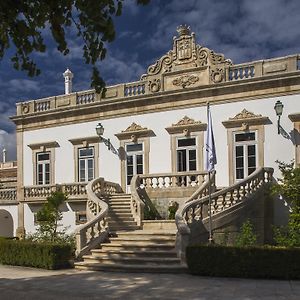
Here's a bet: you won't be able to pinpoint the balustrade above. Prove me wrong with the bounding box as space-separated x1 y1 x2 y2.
75 177 122 257
76 92 95 105
0 188 17 202
124 82 146 97
34 99 51 112
229 65 255 81
175 167 273 260
139 171 207 189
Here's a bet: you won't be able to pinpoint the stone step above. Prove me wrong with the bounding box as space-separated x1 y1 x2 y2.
107 216 135 222
109 203 131 208
90 249 178 258
108 226 140 232
108 220 137 226
81 255 181 265
109 236 176 243
110 193 131 199
100 243 175 251
75 262 187 273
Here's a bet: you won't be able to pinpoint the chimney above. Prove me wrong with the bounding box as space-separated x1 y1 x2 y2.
63 68 74 94
3 148 6 163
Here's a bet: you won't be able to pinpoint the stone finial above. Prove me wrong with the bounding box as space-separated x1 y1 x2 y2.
63 68 74 94
2 148 6 163
177 25 191 36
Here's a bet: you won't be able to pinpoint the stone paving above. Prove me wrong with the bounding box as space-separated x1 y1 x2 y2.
0 265 299 300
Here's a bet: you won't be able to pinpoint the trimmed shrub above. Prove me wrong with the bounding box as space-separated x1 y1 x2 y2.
0 239 73 269
186 245 300 279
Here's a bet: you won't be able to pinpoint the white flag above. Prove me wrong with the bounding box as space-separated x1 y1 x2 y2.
205 104 217 171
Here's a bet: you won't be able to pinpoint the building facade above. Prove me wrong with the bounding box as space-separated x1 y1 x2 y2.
1 25 299 241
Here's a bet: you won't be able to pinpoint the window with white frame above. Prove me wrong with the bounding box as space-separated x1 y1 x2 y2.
176 137 197 172
234 131 257 180
36 152 50 185
125 142 144 186
78 147 94 182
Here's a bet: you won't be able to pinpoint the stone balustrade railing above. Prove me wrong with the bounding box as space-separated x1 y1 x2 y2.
0 188 17 202
23 182 88 201
175 167 273 260
138 171 207 189
75 177 122 257
124 81 146 97
16 54 299 117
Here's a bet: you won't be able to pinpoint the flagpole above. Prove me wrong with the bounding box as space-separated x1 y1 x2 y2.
208 169 213 244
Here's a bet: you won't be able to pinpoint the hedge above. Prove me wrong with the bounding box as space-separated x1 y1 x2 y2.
186 245 300 279
0 239 73 269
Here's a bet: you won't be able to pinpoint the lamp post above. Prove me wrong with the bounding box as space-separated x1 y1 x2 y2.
274 100 284 134
95 123 111 151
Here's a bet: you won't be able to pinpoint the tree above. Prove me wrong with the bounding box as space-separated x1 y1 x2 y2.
0 0 150 93
272 161 300 247
35 191 68 242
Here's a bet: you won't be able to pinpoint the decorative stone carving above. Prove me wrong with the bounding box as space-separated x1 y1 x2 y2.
122 122 148 132
172 116 202 126
172 75 199 88
230 109 262 120
211 68 224 83
222 109 271 129
141 25 232 80
148 78 161 93
22 104 30 114
116 122 156 141
166 116 206 135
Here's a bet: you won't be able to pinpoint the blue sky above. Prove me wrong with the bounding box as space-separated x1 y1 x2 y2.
1 0 300 160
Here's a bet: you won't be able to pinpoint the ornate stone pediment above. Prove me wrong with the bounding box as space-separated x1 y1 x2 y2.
172 74 199 88
166 116 206 135
115 122 155 141
172 116 202 127
230 109 262 120
122 122 148 132
222 109 271 129
141 25 232 80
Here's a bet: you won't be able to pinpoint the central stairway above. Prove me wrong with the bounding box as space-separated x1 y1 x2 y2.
75 193 187 273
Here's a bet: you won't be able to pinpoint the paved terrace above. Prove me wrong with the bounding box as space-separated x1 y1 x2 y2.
0 265 299 299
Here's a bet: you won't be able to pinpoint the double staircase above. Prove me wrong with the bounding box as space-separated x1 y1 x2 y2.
74 168 273 273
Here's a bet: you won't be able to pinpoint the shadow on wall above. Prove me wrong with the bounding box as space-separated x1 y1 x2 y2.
0 209 13 237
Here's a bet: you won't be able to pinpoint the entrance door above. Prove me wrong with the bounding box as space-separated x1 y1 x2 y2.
126 143 144 191
234 132 257 181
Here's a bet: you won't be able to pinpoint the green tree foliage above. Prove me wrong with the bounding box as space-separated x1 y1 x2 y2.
0 0 150 92
235 219 257 247
34 191 69 242
272 161 300 247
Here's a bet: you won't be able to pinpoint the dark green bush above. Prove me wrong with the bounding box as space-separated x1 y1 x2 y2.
186 245 300 279
0 239 73 269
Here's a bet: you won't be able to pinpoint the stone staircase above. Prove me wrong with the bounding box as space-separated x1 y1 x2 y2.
75 193 187 273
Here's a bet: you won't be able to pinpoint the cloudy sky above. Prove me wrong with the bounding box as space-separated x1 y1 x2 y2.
0 0 300 161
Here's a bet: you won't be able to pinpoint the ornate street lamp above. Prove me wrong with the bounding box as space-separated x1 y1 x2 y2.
95 123 111 151
274 100 284 134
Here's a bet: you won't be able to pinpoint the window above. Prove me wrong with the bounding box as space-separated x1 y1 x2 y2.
176 137 197 172
36 152 50 185
78 147 94 182
68 136 99 182
222 109 270 185
234 132 257 180
126 143 144 185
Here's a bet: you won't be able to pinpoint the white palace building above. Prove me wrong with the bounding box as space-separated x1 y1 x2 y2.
0 25 299 271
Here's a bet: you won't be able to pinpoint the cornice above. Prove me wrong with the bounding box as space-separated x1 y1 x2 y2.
11 71 300 132
27 141 59 150
288 113 300 122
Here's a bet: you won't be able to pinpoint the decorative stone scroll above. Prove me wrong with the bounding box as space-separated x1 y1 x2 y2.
222 109 271 129
165 116 206 135
115 122 156 142
141 25 232 80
